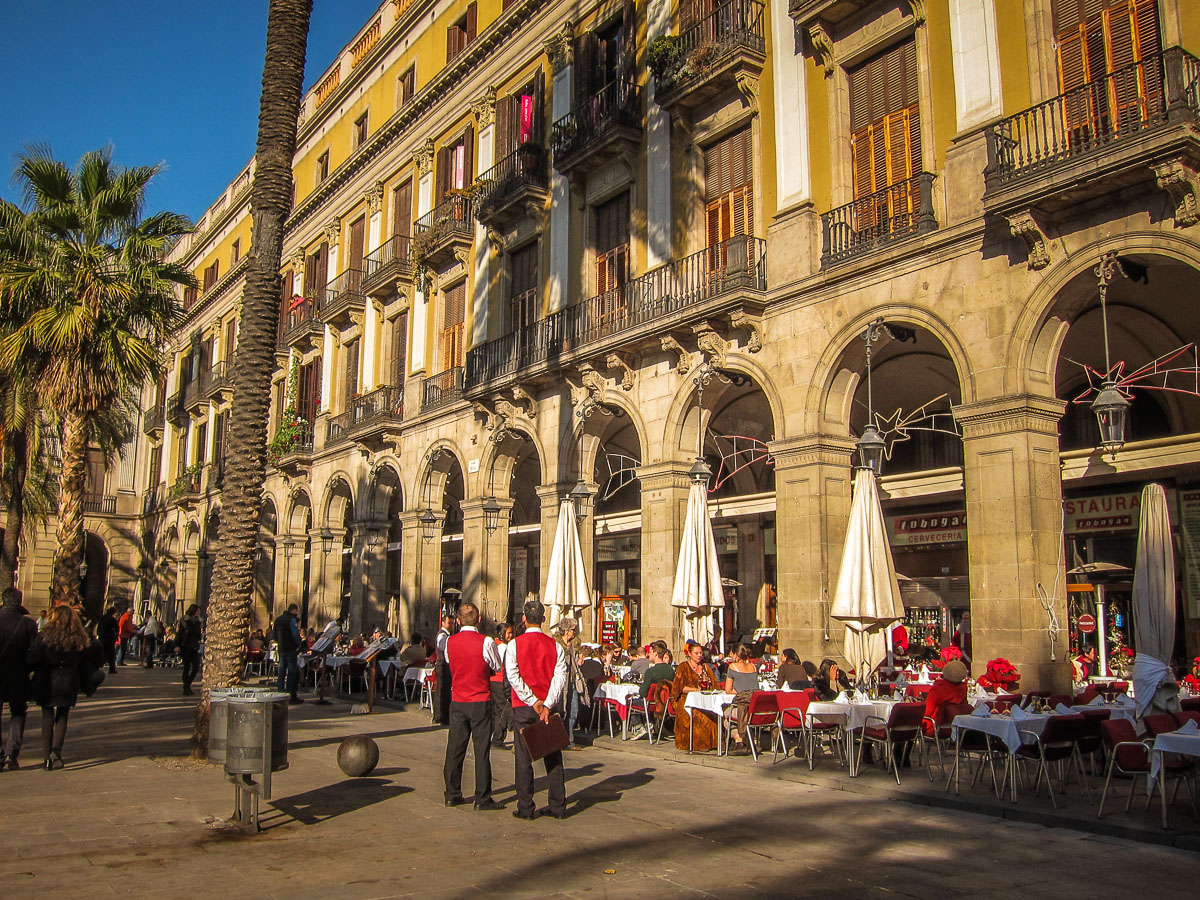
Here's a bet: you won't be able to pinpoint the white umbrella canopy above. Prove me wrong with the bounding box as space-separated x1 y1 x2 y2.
831 468 905 680
1131 483 1176 715
671 479 724 647
543 499 591 626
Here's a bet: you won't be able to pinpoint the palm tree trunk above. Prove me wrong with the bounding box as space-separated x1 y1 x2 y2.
193 0 312 754
51 411 88 608
0 427 27 593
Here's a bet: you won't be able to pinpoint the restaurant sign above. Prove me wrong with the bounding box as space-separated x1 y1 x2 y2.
1063 491 1140 533
887 511 967 547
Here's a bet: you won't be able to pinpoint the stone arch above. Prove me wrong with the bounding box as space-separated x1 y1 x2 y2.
414 439 469 509
320 472 356 529
558 389 651 490
285 486 313 534
81 530 109 621
359 459 404 521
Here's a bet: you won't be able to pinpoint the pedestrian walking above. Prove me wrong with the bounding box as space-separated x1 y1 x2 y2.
442 602 503 810
26 604 102 770
507 598 568 820
433 612 454 725
0 588 38 770
97 608 119 674
117 606 137 664
140 612 160 667
273 603 304 704
178 604 203 695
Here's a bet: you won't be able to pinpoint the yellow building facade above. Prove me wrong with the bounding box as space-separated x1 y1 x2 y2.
132 0 1200 690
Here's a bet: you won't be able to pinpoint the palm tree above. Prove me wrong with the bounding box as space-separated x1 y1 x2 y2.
196 0 312 748
0 147 193 608
0 375 56 593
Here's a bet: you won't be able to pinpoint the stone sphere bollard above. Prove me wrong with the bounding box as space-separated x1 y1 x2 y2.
337 735 380 777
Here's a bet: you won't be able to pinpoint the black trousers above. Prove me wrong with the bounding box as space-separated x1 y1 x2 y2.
2 695 27 759
489 680 511 742
142 636 157 667
511 705 566 817
443 699 493 803
103 642 117 673
40 706 69 758
181 651 200 693
435 661 452 724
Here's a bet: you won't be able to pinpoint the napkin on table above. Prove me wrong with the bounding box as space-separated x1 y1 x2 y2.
1054 703 1073 715
834 691 850 703
1010 705 1030 720
1088 694 1106 706
1117 694 1136 708
971 705 992 717
1177 719 1199 735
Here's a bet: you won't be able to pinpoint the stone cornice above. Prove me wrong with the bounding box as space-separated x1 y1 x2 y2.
953 395 1067 438
766 435 857 468
284 0 549 241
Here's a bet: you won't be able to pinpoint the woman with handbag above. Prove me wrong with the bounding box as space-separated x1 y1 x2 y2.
26 605 102 770
550 618 586 750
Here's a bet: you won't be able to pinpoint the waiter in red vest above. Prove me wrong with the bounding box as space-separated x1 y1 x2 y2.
507 598 568 820
442 601 504 810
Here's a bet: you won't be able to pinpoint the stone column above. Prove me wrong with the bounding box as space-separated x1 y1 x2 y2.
471 92 496 347
398 510 443 635
548 55 572 313
767 436 856 663
638 464 692 645
461 497 514 627
274 534 308 621
536 484 563 604
954 395 1071 692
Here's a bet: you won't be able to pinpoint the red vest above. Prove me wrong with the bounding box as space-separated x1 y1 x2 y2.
510 629 557 708
447 629 492 703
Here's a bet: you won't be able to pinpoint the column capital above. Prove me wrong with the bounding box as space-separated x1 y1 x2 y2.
953 394 1066 439
636 462 694 492
460 497 515 516
766 434 857 469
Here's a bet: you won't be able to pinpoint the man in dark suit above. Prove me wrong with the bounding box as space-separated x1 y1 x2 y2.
442 602 503 810
433 612 455 725
0 588 37 769
506 599 568 820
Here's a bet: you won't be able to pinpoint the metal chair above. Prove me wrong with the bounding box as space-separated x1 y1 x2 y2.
857 702 925 785
1097 718 1197 819
922 701 972 783
1009 713 1089 809
726 691 781 761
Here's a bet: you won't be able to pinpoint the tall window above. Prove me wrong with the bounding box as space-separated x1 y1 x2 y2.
849 39 920 200
510 241 539 330
703 127 753 269
353 111 369 149
202 260 220 291
1054 0 1162 135
347 216 366 290
446 2 477 62
344 339 360 405
230 239 241 266
595 192 630 297
223 318 238 360
436 130 474 204
495 73 544 159
397 66 416 106
391 311 408 390
441 282 466 371
392 179 413 258
297 359 322 427
304 242 329 303
317 150 330 184
573 4 634 103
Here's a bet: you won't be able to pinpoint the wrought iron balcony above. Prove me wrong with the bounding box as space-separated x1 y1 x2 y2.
983 48 1200 217
83 493 117 515
820 173 937 267
165 390 187 425
475 144 549 226
321 267 366 328
413 196 474 269
362 233 413 297
143 400 165 435
202 356 235 400
421 367 465 411
281 295 323 349
326 384 404 446
466 235 766 389
169 471 203 504
142 484 165 515
552 80 643 175
652 0 765 111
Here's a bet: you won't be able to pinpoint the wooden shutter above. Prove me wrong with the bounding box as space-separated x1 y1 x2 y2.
392 311 408 388
436 146 450 203
441 282 466 370
510 241 539 329
848 39 919 200
213 412 227 471
345 340 360 401
348 216 366 273
447 22 460 62
495 91 513 158
534 69 545 142
297 363 313 423
574 34 597 103
462 125 474 182
224 319 237 358
465 2 477 44
392 180 412 238
279 270 291 337
317 242 329 301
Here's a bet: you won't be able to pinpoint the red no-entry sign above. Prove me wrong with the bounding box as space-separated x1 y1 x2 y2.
1078 614 1097 634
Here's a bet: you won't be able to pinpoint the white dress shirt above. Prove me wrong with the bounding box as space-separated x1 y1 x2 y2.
444 625 502 672
505 625 568 708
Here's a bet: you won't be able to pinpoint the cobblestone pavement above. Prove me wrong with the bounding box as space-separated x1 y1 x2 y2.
3 667 1198 899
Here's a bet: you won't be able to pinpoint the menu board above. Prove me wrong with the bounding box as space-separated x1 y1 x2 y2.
1181 490 1200 618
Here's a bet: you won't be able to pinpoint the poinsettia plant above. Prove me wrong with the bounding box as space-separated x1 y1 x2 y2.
1183 656 1200 691
977 657 1020 691
930 645 963 669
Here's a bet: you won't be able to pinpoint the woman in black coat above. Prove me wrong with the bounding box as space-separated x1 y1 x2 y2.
26 605 101 769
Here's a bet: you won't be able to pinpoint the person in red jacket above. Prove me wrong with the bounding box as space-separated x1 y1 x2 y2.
442 601 503 810
116 607 138 665
923 659 969 736
506 598 567 820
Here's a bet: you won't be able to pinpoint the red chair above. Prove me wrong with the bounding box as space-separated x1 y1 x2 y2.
905 684 933 700
772 693 809 764
857 702 925 785
726 692 780 761
781 690 845 770
1047 694 1073 710
1096 681 1129 701
1097 718 1196 818
1174 710 1200 728
922 701 971 783
1180 697 1200 713
1075 685 1100 706
1075 708 1111 779
627 682 672 744
1011 714 1089 808
1143 714 1179 738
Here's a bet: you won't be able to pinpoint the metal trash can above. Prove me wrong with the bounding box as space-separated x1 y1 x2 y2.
207 688 242 765
224 691 290 776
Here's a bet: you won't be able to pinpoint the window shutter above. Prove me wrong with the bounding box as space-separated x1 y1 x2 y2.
224 319 238 358
346 340 360 400
465 2 477 44
313 361 323 419
848 40 919 198
447 23 458 63
574 34 595 103
436 146 450 203
463 125 474 181
348 216 366 273
534 69 545 142
317 242 329 300
496 91 512 158
392 311 408 388
393 180 412 237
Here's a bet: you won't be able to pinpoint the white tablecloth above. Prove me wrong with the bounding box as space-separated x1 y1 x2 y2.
807 699 896 732
403 666 434 684
378 660 397 676
684 691 735 717
1150 730 1200 780
1070 703 1136 722
951 712 1055 754
594 682 641 709
325 655 351 669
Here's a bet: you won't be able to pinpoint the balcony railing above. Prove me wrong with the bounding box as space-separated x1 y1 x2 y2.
321 267 366 321
466 235 765 387
170 472 203 501
166 390 187 424
986 48 1199 184
655 0 765 94
552 80 643 164
413 196 474 241
83 493 116 515
282 295 322 344
143 484 164 515
475 144 548 220
203 356 235 398
820 173 937 267
143 401 165 434
363 233 413 288
421 367 465 411
327 385 404 443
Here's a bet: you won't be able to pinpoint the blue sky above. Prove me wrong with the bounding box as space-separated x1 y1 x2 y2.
1 0 382 221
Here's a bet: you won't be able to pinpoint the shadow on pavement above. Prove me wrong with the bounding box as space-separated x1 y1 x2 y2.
287 725 443 751
568 766 656 815
266 778 413 827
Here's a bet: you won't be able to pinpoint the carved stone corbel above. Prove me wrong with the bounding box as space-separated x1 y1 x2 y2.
452 247 471 267
324 217 342 248
289 249 305 276
509 385 536 416
568 365 612 419
470 86 497 129
660 336 692 375
605 352 635 391
364 180 385 215
1005 210 1051 270
735 72 759 115
412 138 435 176
544 21 574 74
693 323 728 369
523 199 547 226
486 227 506 251
808 24 835 78
1151 157 1200 228
729 309 763 353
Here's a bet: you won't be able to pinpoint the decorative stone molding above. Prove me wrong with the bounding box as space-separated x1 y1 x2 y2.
729 308 763 352
452 247 471 267
324 217 342 248
808 24 835 78
568 364 612 420
605 352 635 391
543 21 573 73
413 138 435 175
470 86 497 128
364 180 385 214
486 227 506 251
509 385 536 417
289 249 305 274
952 394 1067 439
1005 210 1051 270
661 336 692 375
1151 157 1200 228
735 72 760 115
694 324 728 369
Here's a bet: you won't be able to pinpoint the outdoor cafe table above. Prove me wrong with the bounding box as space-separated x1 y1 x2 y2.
684 691 739 755
806 698 897 776
1070 702 1136 722
594 682 642 738
950 711 1057 801
402 665 434 702
1149 729 1200 828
